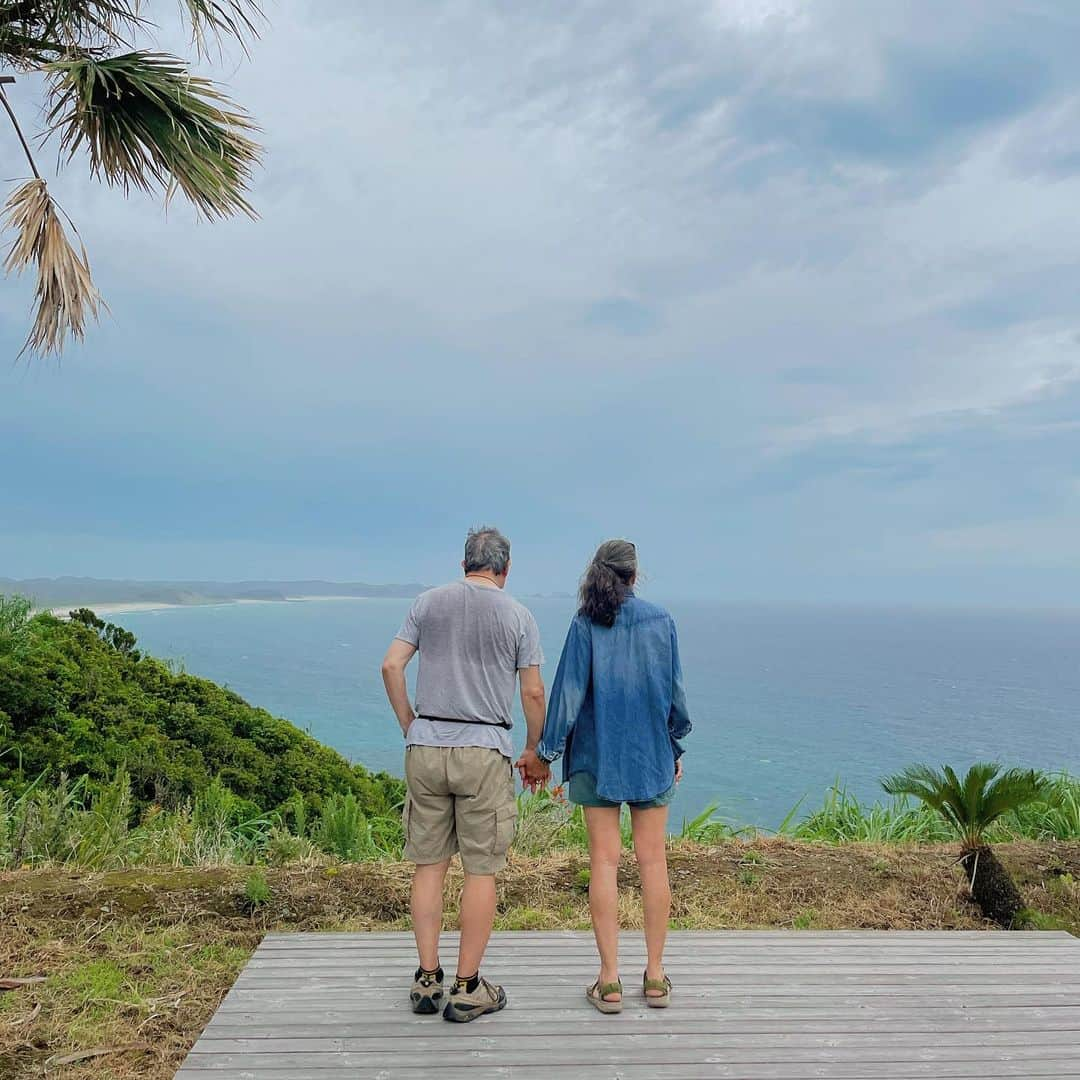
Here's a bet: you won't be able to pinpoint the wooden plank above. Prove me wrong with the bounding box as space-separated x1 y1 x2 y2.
214 991 1080 1010
175 1066 1080 1080
261 929 1075 942
177 1043 1080 1067
177 1067 1080 1075
260 930 1077 942
263 933 1080 941
240 959 1075 976
206 1003 1080 1021
254 945 1077 958
262 928 1075 936
231 975 1080 989
192 1030 1080 1051
248 943 1078 957
203 1012 1080 1037
250 939 1074 950
218 985 1080 1002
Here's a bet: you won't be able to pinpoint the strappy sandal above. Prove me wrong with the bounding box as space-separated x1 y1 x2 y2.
586 978 624 1014
643 971 672 1008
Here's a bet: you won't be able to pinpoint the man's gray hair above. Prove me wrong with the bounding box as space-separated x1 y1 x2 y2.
464 526 511 575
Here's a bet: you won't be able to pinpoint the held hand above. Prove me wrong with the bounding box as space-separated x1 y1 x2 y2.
535 760 552 792
516 754 550 792
515 748 551 792
675 758 684 784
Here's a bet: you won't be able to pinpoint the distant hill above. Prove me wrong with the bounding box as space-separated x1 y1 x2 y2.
1 577 429 611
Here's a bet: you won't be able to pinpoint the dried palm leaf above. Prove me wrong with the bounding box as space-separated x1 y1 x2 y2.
0 0 144 66
0 976 46 990
181 0 263 55
43 1042 150 1068
3 178 103 356
46 51 261 219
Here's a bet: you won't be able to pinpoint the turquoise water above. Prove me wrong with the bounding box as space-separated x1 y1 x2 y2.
114 598 1080 829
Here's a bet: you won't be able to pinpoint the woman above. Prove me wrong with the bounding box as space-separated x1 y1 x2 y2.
533 540 692 1013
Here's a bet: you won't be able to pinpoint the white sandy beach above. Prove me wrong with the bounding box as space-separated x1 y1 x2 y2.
48 596 378 618
48 601 189 617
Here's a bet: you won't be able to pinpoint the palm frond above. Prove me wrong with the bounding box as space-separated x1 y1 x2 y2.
882 762 1053 850
180 0 263 54
0 0 144 64
47 0 143 43
3 177 103 356
980 768 1054 827
46 51 261 220
883 764 956 816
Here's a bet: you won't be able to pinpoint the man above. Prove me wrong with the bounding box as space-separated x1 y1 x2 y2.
380 526 547 1022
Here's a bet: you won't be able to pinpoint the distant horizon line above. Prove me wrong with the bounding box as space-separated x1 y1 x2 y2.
5 575 1080 617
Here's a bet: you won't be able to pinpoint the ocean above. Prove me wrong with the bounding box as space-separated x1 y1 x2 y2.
112 597 1080 829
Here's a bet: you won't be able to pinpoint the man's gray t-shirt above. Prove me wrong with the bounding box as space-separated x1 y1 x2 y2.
396 580 544 759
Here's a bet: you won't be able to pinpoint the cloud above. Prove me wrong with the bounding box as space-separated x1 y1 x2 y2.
3 0 1080 602
583 298 660 335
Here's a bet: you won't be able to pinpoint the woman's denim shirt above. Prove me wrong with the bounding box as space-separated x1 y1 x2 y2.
537 595 692 803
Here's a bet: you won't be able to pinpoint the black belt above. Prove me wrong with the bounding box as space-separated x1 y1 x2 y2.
417 713 512 730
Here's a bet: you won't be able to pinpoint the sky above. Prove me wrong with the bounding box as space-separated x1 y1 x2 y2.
3 0 1080 604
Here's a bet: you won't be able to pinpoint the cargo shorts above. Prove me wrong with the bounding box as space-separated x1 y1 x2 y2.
403 745 517 875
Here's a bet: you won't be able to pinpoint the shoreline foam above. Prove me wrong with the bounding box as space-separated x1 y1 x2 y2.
48 595 379 618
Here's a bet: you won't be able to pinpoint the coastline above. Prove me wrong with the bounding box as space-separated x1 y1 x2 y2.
47 595 379 618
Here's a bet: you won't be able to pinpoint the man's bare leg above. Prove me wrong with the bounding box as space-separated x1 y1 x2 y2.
456 872 497 978
412 859 451 970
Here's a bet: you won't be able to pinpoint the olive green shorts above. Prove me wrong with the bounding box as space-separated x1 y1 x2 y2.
403 745 517 875
569 771 677 810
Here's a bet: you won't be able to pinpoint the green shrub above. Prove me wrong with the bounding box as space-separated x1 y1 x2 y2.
265 825 317 866
0 600 404 822
316 792 373 861
243 869 271 907
285 792 309 837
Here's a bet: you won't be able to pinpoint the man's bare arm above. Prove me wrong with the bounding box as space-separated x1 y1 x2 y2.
515 665 550 789
518 665 546 750
381 639 418 736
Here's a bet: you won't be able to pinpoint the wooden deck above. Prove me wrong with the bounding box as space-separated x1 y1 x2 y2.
175 929 1080 1078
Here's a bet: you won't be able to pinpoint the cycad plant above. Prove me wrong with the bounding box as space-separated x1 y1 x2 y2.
1 0 262 356
882 763 1054 926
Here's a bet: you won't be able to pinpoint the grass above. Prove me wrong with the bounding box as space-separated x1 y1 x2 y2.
4 770 1079 874
783 783 952 844
2 917 255 1077
2 764 1078 1078
2 838 1077 1078
779 773 1080 845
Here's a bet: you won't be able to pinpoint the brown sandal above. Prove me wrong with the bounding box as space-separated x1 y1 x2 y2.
586 979 623 1014
643 971 672 1008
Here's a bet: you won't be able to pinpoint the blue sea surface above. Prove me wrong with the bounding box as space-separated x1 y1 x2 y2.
113 598 1080 829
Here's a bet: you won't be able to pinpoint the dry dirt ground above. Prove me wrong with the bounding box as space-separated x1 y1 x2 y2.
1 839 1077 1080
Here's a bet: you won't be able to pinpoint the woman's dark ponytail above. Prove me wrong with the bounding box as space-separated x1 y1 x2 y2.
579 539 638 627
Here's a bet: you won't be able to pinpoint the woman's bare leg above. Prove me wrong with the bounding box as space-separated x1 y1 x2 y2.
630 805 671 994
584 805 623 1001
